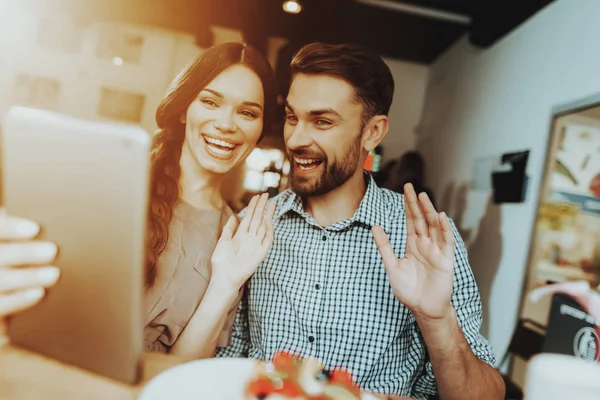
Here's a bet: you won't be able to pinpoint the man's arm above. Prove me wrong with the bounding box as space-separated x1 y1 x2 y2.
372 184 504 400
415 215 504 400
416 307 504 400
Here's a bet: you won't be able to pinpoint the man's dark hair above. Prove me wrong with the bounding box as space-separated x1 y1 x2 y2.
290 42 395 125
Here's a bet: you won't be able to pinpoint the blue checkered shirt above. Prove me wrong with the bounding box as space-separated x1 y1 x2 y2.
216 174 496 398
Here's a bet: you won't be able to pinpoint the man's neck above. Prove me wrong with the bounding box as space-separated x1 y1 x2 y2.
304 169 367 227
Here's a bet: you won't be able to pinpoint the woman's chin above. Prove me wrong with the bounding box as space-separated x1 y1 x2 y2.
198 156 240 175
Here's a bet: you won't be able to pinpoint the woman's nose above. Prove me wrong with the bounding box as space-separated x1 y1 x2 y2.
214 110 236 133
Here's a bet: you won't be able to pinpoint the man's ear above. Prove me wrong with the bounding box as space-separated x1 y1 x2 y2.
362 115 389 152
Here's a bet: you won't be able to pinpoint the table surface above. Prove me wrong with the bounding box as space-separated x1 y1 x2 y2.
0 344 184 400
0 344 414 400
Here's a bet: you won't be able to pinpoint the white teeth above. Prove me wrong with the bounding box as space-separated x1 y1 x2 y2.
294 157 319 165
204 136 236 149
206 143 233 156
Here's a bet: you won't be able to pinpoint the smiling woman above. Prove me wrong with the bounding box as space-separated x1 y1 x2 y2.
142 42 279 357
179 65 266 174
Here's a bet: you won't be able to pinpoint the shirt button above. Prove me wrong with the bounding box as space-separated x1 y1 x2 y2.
308 336 315 343
322 235 327 241
315 283 321 290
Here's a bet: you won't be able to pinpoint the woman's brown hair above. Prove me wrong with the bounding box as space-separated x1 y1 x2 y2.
146 42 277 287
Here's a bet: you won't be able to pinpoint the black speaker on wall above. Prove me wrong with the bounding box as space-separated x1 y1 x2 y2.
492 150 530 204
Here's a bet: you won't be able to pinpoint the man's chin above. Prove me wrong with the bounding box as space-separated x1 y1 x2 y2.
291 181 317 198
292 179 339 199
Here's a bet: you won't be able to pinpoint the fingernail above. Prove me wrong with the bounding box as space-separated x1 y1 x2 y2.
23 287 45 300
34 242 58 259
16 219 40 237
39 267 60 283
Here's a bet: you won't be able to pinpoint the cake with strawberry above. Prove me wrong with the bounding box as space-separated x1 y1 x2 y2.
245 351 407 400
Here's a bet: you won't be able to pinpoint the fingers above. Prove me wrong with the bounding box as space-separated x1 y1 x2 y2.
404 184 428 237
403 190 415 236
260 202 276 246
0 266 60 293
257 200 276 240
0 287 46 318
371 226 398 271
262 218 274 246
265 200 277 222
262 201 277 242
238 195 260 233
220 216 239 241
0 241 58 268
249 193 269 234
419 192 441 246
439 212 455 259
0 214 40 240
256 221 267 242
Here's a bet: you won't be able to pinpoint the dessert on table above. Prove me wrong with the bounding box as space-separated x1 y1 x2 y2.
245 351 407 400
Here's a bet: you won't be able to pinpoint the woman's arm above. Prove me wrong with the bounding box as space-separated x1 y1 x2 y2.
170 279 239 359
171 193 276 359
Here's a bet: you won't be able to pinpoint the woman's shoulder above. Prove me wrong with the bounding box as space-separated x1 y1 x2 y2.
221 203 239 224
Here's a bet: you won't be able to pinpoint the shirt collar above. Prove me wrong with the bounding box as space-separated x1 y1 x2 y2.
352 173 392 230
274 173 394 231
274 189 303 221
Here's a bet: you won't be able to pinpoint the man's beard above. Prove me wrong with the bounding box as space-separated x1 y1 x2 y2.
289 135 362 198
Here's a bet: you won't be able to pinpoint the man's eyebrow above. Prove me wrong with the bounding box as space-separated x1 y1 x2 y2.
285 102 342 119
309 108 342 119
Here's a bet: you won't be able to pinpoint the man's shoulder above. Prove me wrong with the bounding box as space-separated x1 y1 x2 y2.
377 186 405 206
270 189 295 205
372 185 406 221
236 190 295 218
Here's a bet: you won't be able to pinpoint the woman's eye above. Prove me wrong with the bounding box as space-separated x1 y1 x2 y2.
201 98 218 107
240 110 258 118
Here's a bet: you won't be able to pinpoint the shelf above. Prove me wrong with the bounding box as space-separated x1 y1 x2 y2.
536 261 600 285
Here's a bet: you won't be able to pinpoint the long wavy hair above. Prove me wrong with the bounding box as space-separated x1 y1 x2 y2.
146 42 277 287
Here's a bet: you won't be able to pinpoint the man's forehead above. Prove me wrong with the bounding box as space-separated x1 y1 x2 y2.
286 74 359 112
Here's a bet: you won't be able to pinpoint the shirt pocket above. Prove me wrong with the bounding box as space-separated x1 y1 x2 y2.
193 248 212 281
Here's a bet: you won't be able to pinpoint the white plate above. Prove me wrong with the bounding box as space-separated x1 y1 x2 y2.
138 357 384 400
138 358 259 400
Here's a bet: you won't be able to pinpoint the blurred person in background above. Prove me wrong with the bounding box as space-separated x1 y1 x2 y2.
377 158 397 187
391 150 436 209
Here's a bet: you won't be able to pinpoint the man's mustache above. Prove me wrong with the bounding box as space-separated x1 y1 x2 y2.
288 148 326 159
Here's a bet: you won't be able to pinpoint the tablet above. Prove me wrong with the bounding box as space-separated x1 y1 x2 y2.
2 106 150 384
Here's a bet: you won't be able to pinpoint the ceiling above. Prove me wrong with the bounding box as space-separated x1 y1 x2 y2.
196 0 555 63
44 0 555 64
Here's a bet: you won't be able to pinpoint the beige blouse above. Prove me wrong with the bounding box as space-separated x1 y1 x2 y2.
144 200 240 353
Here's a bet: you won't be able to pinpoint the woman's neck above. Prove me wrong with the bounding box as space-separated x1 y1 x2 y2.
178 147 225 211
